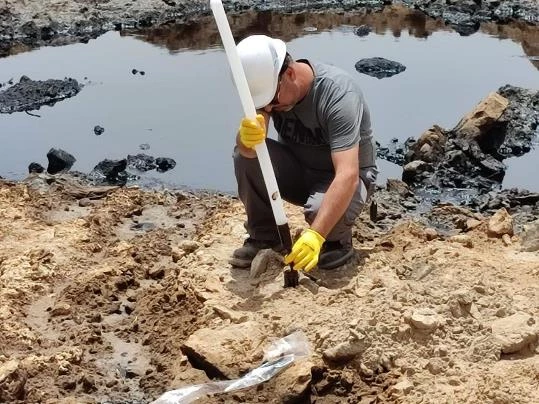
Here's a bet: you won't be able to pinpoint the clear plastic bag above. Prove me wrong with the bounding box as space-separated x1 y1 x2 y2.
151 331 310 404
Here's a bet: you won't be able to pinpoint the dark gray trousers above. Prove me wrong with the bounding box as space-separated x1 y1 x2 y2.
233 139 377 247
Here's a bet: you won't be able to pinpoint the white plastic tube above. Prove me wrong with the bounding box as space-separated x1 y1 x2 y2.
210 0 288 226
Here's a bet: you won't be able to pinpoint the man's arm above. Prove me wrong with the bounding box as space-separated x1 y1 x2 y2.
236 110 271 158
309 145 359 237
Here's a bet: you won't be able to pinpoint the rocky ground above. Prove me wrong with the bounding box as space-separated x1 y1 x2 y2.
0 170 538 404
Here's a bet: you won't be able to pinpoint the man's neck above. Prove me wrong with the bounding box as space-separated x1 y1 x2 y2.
295 60 315 101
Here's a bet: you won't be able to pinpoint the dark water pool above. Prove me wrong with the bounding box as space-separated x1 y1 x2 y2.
1 8 538 192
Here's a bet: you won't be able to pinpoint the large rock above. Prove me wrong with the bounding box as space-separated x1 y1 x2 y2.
46 148 76 174
0 360 27 402
487 208 513 237
491 312 538 354
454 92 509 142
354 57 406 79
520 220 539 252
181 322 263 379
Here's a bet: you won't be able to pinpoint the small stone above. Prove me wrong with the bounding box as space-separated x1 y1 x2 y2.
502 234 512 246
426 358 445 375
212 305 248 323
487 208 513 238
51 303 72 317
410 308 439 332
424 228 438 241
449 234 473 248
389 379 413 395
466 219 482 231
147 266 165 279
323 336 369 364
93 125 105 136
178 240 201 253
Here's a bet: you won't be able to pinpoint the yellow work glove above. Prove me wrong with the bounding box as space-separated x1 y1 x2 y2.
239 114 266 148
284 229 326 272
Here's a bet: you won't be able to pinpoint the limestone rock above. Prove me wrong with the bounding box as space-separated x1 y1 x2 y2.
389 378 414 396
250 249 283 279
178 240 201 254
487 208 513 237
454 92 509 141
466 218 482 231
323 332 369 364
273 360 313 402
0 360 26 402
491 312 538 354
212 305 248 324
520 220 539 252
449 234 473 248
181 322 263 378
410 308 439 332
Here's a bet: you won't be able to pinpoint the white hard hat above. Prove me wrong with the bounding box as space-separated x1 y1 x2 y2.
237 35 287 109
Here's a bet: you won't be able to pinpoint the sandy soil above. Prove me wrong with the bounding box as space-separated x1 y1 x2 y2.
0 173 537 403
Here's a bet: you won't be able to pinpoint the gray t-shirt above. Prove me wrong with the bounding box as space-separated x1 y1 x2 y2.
272 60 376 172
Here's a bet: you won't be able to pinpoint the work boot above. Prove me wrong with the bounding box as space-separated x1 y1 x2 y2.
318 240 354 270
229 237 282 268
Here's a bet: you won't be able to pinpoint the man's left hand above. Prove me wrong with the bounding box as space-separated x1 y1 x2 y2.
284 229 325 272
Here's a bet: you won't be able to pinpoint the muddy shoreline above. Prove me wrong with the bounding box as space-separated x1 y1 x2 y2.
1 0 538 57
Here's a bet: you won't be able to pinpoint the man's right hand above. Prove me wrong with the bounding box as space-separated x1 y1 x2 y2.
239 114 266 149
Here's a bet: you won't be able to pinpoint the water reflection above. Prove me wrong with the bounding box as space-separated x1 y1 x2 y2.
126 5 539 70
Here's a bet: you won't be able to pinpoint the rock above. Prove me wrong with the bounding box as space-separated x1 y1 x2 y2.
424 228 438 241
181 322 263 378
426 358 445 375
0 77 82 114
467 335 501 362
323 340 367 364
93 125 105 136
487 208 513 237
51 302 72 317
178 240 201 253
250 249 283 279
273 360 313 402
410 308 439 332
389 378 413 396
520 220 539 252
453 92 509 144
402 160 429 183
147 266 165 279
0 360 26 401
28 162 44 174
212 305 248 323
127 153 156 172
354 57 406 79
410 125 446 163
466 219 482 231
155 157 176 173
449 234 473 248
491 312 538 354
92 159 127 183
386 179 411 197
78 198 92 207
502 233 512 246
354 25 371 37
46 148 76 174
323 332 369 363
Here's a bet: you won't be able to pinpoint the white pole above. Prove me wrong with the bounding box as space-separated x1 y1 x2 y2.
210 0 288 227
